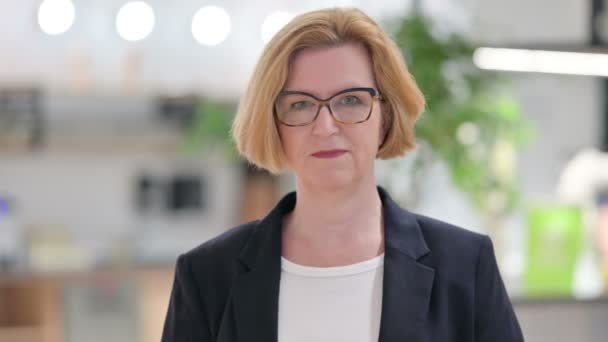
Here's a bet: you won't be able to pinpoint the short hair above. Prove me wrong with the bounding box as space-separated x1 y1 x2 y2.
231 7 426 174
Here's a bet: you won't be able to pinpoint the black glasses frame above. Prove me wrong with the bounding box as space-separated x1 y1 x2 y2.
274 87 381 127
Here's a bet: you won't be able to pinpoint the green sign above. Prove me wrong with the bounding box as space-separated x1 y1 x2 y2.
525 204 584 297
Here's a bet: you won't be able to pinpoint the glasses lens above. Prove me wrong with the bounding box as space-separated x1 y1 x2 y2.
275 94 318 125
330 90 373 123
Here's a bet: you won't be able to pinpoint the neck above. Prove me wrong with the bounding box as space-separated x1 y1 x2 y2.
285 176 383 244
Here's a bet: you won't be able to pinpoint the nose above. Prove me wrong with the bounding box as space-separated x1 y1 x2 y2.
311 104 339 136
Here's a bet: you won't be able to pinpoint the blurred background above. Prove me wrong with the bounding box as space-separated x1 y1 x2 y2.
1 0 608 341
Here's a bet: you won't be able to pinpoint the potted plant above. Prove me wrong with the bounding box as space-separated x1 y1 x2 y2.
379 12 532 262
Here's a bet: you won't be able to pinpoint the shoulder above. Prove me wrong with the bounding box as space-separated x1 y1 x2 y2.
178 221 259 275
414 213 488 251
380 185 490 262
412 213 492 276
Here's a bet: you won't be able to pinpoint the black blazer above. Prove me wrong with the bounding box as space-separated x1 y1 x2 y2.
162 187 524 342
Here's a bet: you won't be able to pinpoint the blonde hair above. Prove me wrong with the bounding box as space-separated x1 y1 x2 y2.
231 7 425 174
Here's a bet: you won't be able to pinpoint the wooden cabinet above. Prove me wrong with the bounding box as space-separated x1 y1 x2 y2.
0 281 62 342
0 267 174 342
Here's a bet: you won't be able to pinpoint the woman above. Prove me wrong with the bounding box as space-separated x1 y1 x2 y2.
162 7 523 342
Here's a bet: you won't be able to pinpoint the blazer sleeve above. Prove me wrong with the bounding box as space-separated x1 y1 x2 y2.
162 253 212 342
474 235 524 342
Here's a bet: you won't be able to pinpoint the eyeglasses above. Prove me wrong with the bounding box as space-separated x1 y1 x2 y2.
274 87 381 127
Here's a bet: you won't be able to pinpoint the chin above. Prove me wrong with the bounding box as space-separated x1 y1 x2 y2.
299 167 358 191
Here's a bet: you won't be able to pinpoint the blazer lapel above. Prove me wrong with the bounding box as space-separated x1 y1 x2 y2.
231 192 296 342
229 188 435 342
377 187 435 342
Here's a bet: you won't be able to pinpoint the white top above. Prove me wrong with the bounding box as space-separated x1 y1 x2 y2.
278 254 385 342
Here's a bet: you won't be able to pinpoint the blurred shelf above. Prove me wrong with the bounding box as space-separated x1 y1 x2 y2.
0 264 174 285
0 326 41 342
0 264 175 342
513 295 608 306
0 127 185 154
513 294 608 342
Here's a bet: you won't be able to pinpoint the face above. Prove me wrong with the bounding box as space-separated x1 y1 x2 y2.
277 43 385 191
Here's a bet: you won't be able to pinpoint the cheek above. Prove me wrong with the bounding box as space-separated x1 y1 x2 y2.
349 124 381 156
368 110 384 148
277 126 290 157
278 126 302 160
377 107 391 149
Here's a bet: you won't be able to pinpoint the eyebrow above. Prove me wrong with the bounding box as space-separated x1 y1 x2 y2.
279 86 374 99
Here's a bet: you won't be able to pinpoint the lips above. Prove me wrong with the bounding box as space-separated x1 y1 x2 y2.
311 149 348 158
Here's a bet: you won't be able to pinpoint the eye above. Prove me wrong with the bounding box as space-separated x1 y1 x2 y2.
341 95 361 105
291 101 313 110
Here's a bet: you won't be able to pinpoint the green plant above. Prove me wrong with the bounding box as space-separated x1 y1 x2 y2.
386 14 533 220
180 99 238 160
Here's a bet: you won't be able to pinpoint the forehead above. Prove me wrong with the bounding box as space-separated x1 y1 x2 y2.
283 42 377 97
